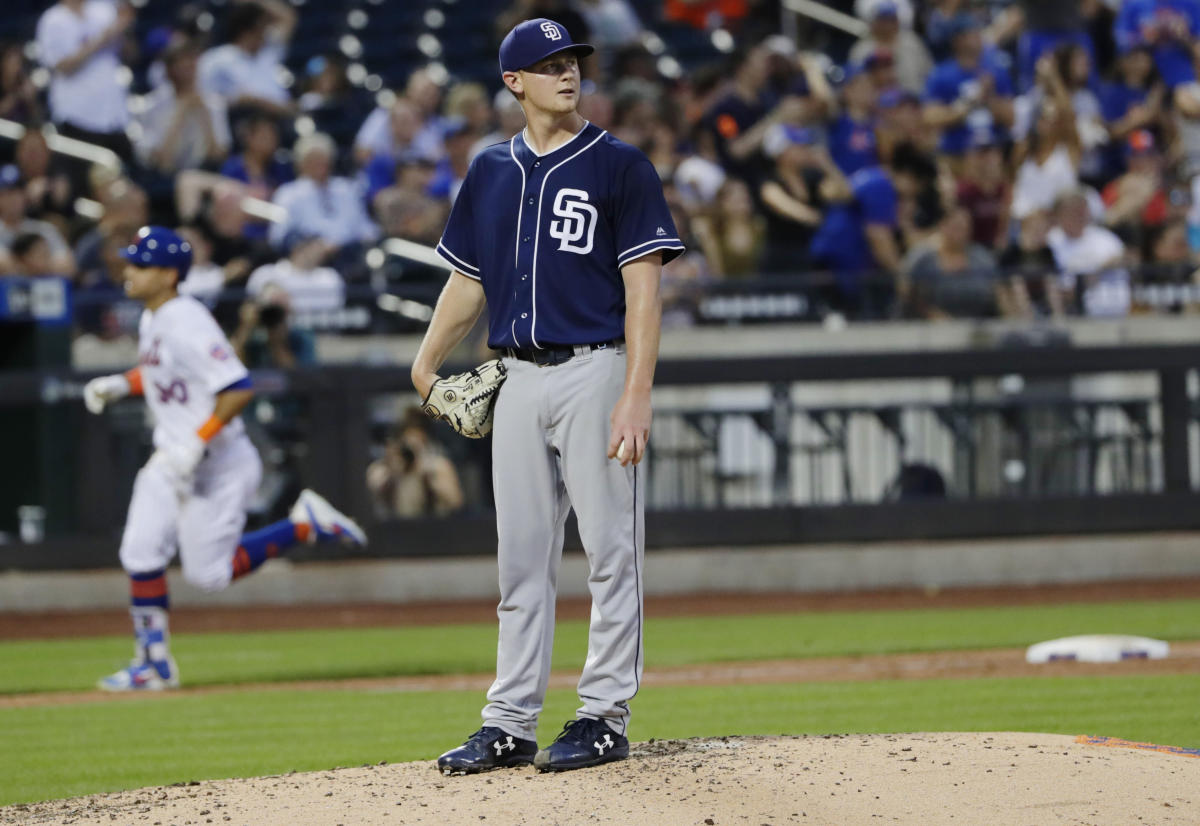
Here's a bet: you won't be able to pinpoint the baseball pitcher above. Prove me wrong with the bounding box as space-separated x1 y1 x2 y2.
411 19 684 774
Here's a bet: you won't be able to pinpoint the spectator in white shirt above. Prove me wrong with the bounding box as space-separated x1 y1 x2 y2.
1046 189 1130 317
135 41 231 174
198 0 297 118
35 0 135 162
270 132 379 257
574 0 644 51
353 69 446 167
246 232 346 316
850 1 933 96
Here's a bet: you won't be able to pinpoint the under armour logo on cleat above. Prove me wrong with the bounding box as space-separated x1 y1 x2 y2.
494 736 516 755
656 226 667 237
594 734 614 755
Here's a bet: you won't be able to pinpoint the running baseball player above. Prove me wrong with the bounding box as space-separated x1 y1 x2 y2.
83 225 366 692
411 19 683 773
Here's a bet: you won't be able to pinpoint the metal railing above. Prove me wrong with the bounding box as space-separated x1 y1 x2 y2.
2 344 1200 569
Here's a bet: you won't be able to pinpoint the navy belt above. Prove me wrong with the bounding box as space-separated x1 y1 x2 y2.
503 339 622 367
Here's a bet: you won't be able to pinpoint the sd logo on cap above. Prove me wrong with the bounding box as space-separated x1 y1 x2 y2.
499 18 593 73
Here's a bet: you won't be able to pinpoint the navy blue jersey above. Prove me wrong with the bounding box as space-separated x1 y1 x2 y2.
436 121 684 349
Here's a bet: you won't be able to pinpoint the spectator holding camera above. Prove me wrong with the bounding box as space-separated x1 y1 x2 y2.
230 282 314 369
366 408 465 519
245 232 346 317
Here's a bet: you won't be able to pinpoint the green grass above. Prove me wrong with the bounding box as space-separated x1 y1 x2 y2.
3 598 1198 695
2 597 1197 806
3 675 1198 806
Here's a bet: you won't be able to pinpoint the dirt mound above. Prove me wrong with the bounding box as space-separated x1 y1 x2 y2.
4 733 1198 825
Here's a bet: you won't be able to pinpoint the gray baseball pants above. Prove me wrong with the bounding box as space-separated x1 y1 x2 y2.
481 344 644 740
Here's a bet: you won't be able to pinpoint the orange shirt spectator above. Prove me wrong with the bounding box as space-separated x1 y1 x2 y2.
664 0 748 29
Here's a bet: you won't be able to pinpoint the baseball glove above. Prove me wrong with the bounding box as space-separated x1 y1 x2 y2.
421 359 508 438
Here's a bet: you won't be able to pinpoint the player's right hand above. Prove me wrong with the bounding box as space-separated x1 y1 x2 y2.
149 436 206 499
83 374 131 415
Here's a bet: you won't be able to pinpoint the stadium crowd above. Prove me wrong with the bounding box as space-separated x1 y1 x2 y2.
2 0 1200 336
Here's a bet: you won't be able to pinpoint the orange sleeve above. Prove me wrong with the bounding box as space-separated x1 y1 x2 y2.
196 415 224 443
123 368 143 396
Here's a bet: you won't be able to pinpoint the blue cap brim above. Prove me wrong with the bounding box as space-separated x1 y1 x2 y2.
119 247 154 267
504 42 594 73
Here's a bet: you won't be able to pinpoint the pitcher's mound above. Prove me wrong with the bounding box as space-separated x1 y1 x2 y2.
4 732 1198 825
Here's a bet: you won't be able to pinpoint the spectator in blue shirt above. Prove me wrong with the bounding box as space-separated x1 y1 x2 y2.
1115 0 1200 103
1098 42 1164 180
829 61 881 175
923 14 1015 158
426 121 473 203
363 98 435 205
219 113 293 240
810 144 936 318
269 132 378 260
1011 0 1095 93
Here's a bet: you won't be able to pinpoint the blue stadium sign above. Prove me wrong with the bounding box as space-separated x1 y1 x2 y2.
0 278 71 325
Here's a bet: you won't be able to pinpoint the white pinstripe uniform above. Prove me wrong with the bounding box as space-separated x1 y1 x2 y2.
119 296 261 591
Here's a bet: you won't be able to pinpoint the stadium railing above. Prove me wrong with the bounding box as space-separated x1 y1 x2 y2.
2 343 1199 570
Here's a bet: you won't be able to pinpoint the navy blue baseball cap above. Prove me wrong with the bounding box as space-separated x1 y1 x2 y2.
499 18 593 73
121 225 193 280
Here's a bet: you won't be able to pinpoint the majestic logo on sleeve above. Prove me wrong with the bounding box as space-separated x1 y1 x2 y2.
549 188 598 255
540 21 562 40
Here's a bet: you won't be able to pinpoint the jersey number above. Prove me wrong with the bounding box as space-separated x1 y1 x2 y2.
155 380 189 404
549 188 598 255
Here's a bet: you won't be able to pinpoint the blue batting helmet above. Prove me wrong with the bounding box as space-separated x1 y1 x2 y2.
120 225 193 280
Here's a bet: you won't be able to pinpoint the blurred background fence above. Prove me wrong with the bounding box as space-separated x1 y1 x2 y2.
5 340 1200 571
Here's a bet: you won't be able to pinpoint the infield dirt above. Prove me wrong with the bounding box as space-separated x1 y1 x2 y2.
2 732 1197 825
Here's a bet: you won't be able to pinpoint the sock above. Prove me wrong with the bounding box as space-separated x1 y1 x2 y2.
231 519 309 581
129 570 171 677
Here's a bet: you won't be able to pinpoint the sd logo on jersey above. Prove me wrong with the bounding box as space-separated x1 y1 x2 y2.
549 188 597 255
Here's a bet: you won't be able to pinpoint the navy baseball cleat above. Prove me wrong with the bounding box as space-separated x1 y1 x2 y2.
534 718 629 772
437 727 537 776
